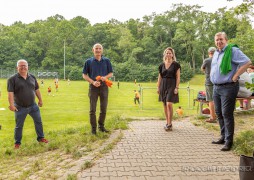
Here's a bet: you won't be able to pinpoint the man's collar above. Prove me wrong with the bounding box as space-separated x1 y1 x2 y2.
222 44 228 51
217 44 228 52
18 73 29 78
93 56 103 61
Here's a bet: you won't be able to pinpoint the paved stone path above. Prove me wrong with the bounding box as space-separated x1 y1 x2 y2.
77 118 240 180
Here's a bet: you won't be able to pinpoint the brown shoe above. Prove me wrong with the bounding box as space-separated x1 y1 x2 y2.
205 118 217 123
38 138 49 143
14 144 20 149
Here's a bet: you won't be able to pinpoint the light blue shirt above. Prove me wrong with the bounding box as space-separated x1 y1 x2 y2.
210 45 250 84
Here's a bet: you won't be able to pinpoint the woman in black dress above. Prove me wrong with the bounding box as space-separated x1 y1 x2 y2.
157 47 181 131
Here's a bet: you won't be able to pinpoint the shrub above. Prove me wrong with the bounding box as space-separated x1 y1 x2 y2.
179 61 194 83
68 66 83 80
234 130 254 156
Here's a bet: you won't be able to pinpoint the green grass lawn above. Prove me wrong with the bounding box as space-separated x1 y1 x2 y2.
0 75 253 157
0 76 204 152
0 75 253 179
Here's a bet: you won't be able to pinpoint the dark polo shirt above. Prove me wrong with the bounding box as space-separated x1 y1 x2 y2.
82 56 113 81
7 73 39 107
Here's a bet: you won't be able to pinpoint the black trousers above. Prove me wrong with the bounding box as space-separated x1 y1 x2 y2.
134 97 140 104
89 84 108 130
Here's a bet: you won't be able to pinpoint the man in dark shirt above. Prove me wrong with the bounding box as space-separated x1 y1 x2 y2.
201 47 217 123
82 43 113 135
7 59 48 149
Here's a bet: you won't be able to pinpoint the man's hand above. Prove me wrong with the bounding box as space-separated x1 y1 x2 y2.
101 76 107 82
38 101 43 107
93 81 101 87
9 105 18 111
232 75 238 82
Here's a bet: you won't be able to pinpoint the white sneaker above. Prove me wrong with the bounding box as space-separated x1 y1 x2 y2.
236 107 243 111
251 100 254 107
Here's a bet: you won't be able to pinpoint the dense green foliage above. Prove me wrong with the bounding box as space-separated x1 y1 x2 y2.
0 3 253 81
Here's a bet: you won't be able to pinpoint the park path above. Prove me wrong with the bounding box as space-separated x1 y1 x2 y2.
75 118 240 180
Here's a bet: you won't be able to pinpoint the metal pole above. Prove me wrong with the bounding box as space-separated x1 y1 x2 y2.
187 82 190 109
64 40 66 80
141 87 143 110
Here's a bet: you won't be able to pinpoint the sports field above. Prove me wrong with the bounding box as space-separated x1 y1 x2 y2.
0 76 205 156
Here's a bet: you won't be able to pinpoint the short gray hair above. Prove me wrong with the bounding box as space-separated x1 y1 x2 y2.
215 32 228 40
208 47 216 53
93 43 103 50
17 59 28 67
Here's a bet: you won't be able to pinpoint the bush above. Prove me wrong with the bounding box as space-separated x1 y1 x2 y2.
113 61 157 82
68 66 83 80
234 130 254 156
113 60 193 82
179 61 194 83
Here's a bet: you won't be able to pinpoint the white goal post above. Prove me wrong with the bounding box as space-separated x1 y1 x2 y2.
140 87 195 110
110 76 115 81
38 72 58 79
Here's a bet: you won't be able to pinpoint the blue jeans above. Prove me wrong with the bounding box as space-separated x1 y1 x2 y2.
14 103 45 144
89 84 108 130
213 82 239 143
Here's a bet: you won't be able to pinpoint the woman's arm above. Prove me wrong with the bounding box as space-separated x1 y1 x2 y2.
175 68 180 88
157 73 162 94
174 68 181 94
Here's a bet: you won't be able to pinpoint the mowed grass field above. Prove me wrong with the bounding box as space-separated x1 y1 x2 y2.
0 75 253 179
0 75 205 155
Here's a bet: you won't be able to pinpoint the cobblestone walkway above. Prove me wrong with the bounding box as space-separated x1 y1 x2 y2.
77 118 240 180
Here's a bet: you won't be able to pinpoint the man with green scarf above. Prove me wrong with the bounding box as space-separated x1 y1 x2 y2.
210 32 251 151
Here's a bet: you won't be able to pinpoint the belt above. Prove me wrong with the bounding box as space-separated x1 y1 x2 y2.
214 81 237 86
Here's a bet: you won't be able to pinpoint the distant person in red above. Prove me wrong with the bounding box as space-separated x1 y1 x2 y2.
48 86 51 95
7 59 48 149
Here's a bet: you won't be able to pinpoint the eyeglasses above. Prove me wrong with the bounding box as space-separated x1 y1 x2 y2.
18 65 28 67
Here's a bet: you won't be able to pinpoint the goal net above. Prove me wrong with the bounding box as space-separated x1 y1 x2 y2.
38 72 58 79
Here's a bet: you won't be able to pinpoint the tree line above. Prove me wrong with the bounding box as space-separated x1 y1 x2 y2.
0 3 253 82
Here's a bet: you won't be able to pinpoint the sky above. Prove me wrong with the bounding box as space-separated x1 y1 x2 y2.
0 0 245 26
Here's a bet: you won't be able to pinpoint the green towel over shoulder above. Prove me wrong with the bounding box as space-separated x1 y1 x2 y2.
220 43 238 75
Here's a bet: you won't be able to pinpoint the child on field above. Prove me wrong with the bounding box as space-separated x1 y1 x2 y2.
134 90 140 105
176 106 183 117
48 86 52 95
55 82 59 92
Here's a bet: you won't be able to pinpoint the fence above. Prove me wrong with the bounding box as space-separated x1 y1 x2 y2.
0 69 16 78
0 68 58 79
139 86 196 110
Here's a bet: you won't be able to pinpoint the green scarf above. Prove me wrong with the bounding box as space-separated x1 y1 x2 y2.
220 43 238 75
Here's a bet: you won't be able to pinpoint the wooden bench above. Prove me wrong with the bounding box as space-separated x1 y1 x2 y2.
236 96 254 110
